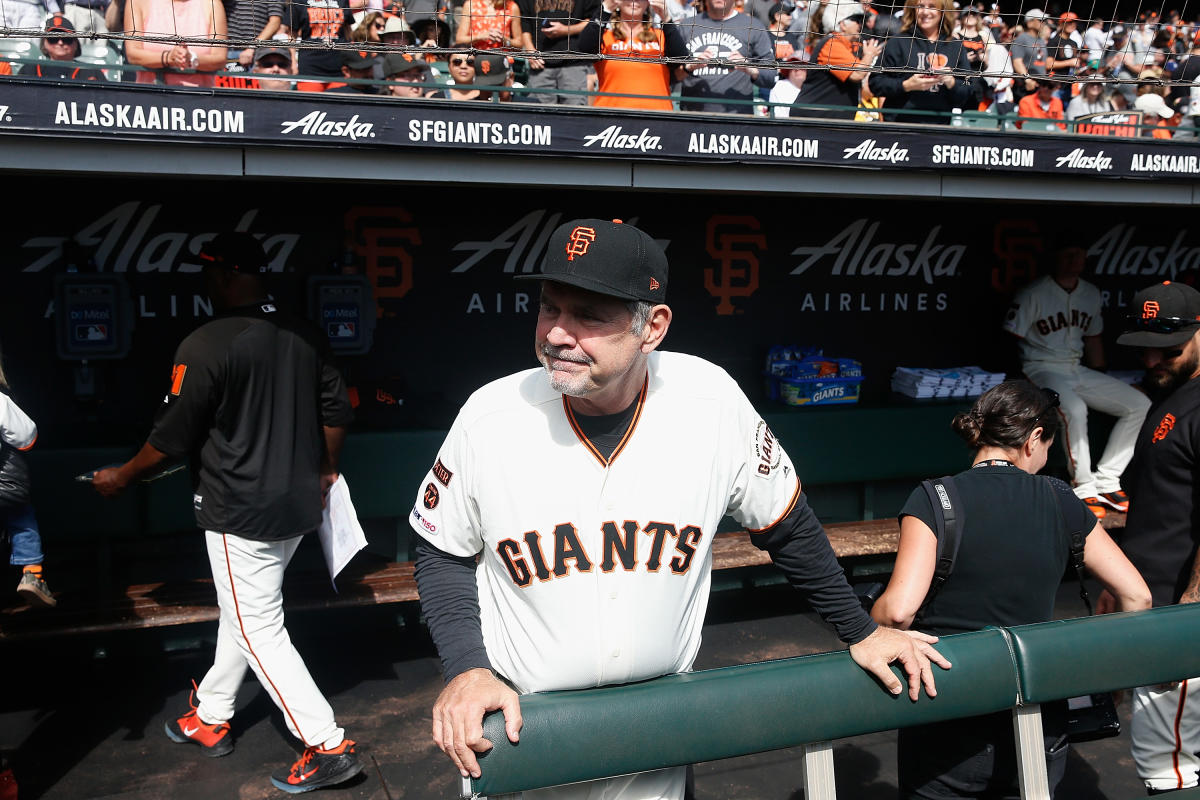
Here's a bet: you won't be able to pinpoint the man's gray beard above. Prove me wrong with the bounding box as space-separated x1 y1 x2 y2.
539 345 592 397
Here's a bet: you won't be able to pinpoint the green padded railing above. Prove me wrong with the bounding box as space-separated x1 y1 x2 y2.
1007 604 1200 704
472 629 1018 796
469 605 1200 797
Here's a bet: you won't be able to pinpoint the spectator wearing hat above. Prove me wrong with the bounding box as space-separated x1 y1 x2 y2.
472 50 527 100
251 45 293 90
1009 8 1047 98
327 49 382 93
871 0 982 124
766 1 804 60
769 52 808 115
350 10 386 42
19 15 107 81
455 0 524 50
223 0 282 69
1046 12 1083 101
124 0 227 86
786 0 877 119
576 0 687 109
676 0 776 113
1015 75 1066 130
1103 24 1140 107
281 0 356 91
982 1 1002 38
1134 92 1177 138
380 14 417 45
953 5 989 70
1166 32 1200 140
383 52 439 97
1065 68 1113 120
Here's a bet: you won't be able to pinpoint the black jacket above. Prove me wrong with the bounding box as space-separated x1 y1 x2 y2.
870 31 982 123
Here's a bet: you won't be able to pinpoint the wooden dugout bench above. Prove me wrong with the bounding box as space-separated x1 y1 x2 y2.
0 401 1123 643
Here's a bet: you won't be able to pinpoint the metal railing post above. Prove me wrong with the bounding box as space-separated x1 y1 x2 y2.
803 740 837 800
1013 704 1050 800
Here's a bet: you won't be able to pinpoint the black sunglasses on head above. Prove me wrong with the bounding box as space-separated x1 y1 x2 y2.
1125 314 1200 334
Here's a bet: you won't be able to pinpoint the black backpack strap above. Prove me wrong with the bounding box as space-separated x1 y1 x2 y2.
916 475 962 623
1047 477 1093 615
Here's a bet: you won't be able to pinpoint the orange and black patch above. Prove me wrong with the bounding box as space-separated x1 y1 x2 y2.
170 364 187 395
1153 413 1176 443
432 458 453 487
423 482 440 509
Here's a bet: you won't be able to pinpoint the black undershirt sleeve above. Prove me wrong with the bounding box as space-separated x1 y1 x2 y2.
413 536 493 683
748 491 878 645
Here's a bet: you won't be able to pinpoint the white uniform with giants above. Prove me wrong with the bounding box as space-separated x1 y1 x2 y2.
1003 274 1150 502
410 350 799 799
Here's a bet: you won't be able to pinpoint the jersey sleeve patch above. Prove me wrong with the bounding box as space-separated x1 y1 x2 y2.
432 458 453 487
753 420 783 479
170 363 187 396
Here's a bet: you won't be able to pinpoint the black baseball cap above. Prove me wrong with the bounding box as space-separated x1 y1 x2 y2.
198 232 267 272
517 219 668 303
1117 281 1200 347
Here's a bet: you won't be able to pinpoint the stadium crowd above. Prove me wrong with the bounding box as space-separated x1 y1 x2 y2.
1 0 1199 134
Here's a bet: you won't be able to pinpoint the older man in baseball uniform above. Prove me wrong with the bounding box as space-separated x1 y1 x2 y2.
411 218 949 799
1003 245 1150 518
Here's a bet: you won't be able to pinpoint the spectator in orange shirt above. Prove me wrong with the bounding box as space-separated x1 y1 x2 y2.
1016 76 1066 130
580 0 687 109
455 0 524 50
1135 91 1178 137
794 0 880 119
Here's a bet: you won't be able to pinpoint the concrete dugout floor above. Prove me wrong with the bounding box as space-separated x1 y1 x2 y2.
0 580 1149 800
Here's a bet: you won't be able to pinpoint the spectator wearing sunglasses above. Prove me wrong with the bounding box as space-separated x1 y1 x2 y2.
223 0 283 69
1112 280 1200 796
20 15 107 81
251 45 293 90
1001 245 1151 520
383 52 439 97
872 379 1150 800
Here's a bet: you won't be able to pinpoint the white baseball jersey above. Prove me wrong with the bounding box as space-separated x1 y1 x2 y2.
409 351 800 695
1002 275 1103 367
0 391 37 451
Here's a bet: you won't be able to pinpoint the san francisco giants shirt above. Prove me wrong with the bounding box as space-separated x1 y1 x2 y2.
1002 275 1103 366
410 351 801 694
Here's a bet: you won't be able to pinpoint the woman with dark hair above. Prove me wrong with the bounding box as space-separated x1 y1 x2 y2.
872 380 1151 799
868 0 982 123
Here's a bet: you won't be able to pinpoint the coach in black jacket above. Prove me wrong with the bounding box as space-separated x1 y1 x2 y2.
869 0 981 124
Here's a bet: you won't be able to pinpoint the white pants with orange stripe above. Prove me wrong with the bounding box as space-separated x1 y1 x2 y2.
1131 678 1200 791
1022 363 1150 499
195 531 344 750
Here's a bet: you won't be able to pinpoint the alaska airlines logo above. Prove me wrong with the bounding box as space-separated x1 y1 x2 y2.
1054 148 1112 172
497 521 704 588
565 226 596 261
280 111 375 140
582 125 663 152
843 139 910 163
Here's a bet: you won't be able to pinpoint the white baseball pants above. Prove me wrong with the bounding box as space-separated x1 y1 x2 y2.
1023 363 1150 498
194 531 344 750
1131 679 1200 792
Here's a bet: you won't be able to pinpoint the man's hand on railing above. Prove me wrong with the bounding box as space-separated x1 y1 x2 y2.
848 626 951 702
432 667 523 780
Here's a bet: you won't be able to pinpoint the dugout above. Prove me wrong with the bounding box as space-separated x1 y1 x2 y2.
0 82 1197 591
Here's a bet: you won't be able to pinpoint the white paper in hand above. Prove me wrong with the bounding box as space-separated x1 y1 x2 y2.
318 475 368 591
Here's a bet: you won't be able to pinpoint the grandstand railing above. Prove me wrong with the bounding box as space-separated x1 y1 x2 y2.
459 604 1200 799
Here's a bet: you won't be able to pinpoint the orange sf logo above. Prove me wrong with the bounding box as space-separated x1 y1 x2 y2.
1143 300 1161 319
1152 413 1176 443
565 226 596 261
481 59 492 74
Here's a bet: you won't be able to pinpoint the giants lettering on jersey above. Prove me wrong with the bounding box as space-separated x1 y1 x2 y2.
1034 308 1093 336
497 520 703 587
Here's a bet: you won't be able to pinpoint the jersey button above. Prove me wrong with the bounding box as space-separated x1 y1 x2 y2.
611 648 620 658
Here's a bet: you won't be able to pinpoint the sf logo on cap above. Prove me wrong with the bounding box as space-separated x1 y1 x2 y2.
1143 300 1160 319
565 226 596 261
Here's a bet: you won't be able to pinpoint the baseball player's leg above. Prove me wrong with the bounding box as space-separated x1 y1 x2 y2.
194 606 251 725
1130 679 1200 792
1073 368 1151 496
206 530 344 749
1023 365 1096 498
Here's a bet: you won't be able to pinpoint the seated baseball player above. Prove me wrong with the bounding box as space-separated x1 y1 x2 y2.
410 218 951 799
1003 245 1151 519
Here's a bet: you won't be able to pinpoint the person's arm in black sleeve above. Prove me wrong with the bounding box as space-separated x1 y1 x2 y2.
867 35 908 101
749 491 877 644
414 537 494 682
663 16 688 58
